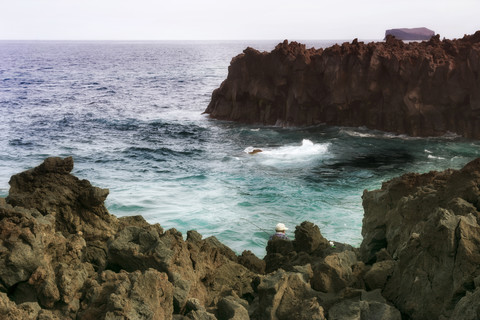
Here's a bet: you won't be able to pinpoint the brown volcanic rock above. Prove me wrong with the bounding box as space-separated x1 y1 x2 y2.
6 156 480 319
360 158 480 319
6 156 117 241
205 32 480 138
78 269 173 320
0 157 258 319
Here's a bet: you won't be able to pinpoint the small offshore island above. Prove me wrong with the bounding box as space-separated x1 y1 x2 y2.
384 27 435 40
1 152 480 320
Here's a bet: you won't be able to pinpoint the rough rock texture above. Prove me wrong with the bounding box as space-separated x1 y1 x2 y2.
254 269 326 320
449 286 480 320
4 156 480 319
205 31 480 139
0 157 256 319
385 27 435 40
328 289 401 320
78 269 173 319
6 156 116 240
361 157 480 319
263 221 362 294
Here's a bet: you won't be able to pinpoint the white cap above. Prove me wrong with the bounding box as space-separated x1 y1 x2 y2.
275 223 288 232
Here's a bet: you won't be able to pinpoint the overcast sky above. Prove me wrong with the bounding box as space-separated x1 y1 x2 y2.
1 0 478 41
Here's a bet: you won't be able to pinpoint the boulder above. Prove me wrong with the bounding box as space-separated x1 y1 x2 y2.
6 156 117 241
107 225 172 273
363 260 395 291
238 250 266 274
311 250 359 293
216 296 249 320
264 220 344 273
264 238 296 273
183 298 217 320
294 221 330 254
253 269 326 320
328 289 401 320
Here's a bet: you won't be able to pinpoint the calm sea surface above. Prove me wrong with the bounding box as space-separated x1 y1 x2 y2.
1 40 480 257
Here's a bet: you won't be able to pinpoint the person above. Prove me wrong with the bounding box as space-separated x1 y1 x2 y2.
269 223 289 240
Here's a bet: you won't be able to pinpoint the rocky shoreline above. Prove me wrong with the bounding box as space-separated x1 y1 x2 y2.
204 32 480 139
1 156 480 319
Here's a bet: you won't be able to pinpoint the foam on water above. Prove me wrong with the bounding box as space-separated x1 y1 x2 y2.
244 139 330 167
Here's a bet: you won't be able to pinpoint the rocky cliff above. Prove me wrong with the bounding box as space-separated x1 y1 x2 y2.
361 158 480 319
1 156 480 319
204 31 480 139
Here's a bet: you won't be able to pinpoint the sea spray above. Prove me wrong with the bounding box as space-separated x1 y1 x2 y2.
244 139 330 167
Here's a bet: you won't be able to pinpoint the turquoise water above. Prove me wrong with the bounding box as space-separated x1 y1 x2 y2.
1 40 480 257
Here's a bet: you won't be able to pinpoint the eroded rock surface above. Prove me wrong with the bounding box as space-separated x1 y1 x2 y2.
205 32 480 138
0 157 256 319
2 156 480 319
361 157 480 319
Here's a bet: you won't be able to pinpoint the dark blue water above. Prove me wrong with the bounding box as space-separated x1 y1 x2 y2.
1 40 480 257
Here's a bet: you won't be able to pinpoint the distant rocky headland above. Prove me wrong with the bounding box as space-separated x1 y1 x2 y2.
205 31 480 139
2 156 480 319
385 27 435 40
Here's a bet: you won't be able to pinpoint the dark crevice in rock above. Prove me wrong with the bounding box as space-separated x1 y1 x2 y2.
8 281 37 305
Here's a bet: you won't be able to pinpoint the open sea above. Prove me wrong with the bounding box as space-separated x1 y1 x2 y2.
1 40 480 257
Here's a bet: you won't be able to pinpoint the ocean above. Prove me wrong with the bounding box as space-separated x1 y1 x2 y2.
1 40 480 257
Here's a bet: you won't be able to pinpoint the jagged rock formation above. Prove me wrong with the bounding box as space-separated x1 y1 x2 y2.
1 156 480 319
385 27 435 40
361 158 480 319
0 157 257 319
205 31 480 139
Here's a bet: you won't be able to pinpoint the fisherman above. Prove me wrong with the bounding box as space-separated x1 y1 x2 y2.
269 223 290 240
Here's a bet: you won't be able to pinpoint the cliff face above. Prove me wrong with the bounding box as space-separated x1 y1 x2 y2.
361 158 480 319
2 157 480 319
205 32 480 139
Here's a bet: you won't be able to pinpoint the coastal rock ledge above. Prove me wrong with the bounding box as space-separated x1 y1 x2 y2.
1 156 480 319
205 31 480 139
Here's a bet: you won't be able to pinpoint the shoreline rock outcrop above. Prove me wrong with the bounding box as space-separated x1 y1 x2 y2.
360 158 480 319
1 156 480 319
204 31 480 139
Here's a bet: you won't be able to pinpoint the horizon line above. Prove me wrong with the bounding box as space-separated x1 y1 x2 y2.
0 38 384 42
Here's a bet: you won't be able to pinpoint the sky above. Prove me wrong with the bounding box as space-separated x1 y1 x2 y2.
1 0 479 41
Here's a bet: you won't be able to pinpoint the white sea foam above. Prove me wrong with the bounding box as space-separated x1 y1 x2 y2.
342 129 377 138
428 154 446 160
245 139 330 167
